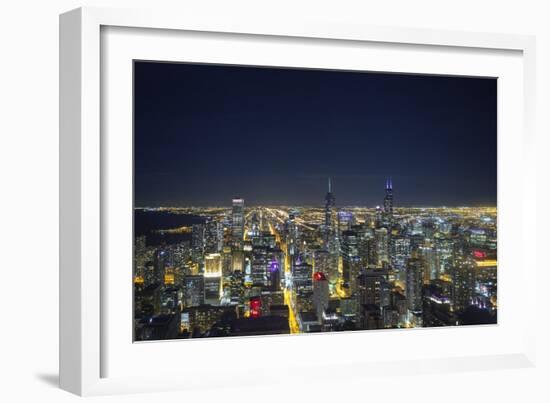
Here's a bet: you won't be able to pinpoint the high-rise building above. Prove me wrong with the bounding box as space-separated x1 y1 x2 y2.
337 211 354 233
222 246 233 277
183 275 204 307
286 212 299 259
292 259 313 293
468 229 487 247
341 230 361 293
232 198 245 245
192 223 205 253
406 254 424 314
324 177 336 236
420 245 438 282
267 253 283 291
313 272 329 320
374 228 389 267
251 246 268 287
391 236 410 283
356 226 373 268
154 249 167 285
383 177 393 218
204 253 222 305
323 178 340 285
313 249 331 277
205 219 223 254
232 249 244 272
357 268 391 307
204 253 222 277
422 279 455 327
451 257 476 312
375 205 382 228
204 277 222 305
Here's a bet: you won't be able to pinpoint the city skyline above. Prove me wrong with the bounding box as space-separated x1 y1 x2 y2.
134 62 497 207
134 180 497 208
134 176 497 340
133 61 497 341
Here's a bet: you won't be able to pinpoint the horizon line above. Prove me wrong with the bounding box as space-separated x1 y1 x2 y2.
135 205 498 209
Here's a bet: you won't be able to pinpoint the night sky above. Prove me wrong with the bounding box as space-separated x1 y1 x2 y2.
134 61 496 207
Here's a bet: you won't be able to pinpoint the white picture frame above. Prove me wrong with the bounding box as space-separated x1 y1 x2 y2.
60 6 537 396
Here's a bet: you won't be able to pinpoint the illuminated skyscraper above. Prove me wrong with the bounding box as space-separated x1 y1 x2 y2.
292 258 313 292
232 249 244 273
204 253 222 305
192 223 205 263
286 212 298 259
383 177 393 215
313 272 329 320
374 228 389 267
341 230 361 293
267 255 282 292
313 249 332 281
154 250 167 285
420 245 438 282
183 275 205 307
232 198 245 245
251 246 268 287
323 178 340 285
391 236 411 282
337 211 354 233
375 205 382 228
451 257 476 312
324 177 336 235
357 268 391 307
204 253 222 277
406 253 424 315
205 219 223 254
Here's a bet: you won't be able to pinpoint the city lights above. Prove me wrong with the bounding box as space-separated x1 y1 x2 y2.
134 179 497 341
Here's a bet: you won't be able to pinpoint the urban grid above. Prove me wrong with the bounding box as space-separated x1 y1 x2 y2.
133 178 497 340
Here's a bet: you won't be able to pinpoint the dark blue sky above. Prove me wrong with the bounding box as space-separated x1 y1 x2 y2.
134 61 496 207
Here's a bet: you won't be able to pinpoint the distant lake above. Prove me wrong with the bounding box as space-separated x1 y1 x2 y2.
134 209 206 246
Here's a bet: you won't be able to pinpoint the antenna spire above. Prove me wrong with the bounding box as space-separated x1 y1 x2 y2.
328 177 332 193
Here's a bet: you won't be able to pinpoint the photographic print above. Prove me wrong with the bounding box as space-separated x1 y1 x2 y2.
133 61 497 341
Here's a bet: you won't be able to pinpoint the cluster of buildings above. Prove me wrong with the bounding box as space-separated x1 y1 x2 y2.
134 179 497 341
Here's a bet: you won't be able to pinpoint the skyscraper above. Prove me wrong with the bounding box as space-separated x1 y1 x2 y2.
324 178 336 249
323 177 340 286
341 230 361 293
357 268 390 307
192 223 205 256
406 254 424 315
205 219 223 254
183 275 205 307
374 227 389 267
451 257 476 312
251 246 268 287
232 198 245 245
292 259 313 293
382 177 393 227
324 177 336 235
313 272 329 320
383 177 393 213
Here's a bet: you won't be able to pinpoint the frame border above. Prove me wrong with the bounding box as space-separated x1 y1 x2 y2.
59 6 537 396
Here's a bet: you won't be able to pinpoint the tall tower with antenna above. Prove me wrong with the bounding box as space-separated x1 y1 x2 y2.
323 177 339 285
383 177 393 215
382 177 394 228
324 177 336 232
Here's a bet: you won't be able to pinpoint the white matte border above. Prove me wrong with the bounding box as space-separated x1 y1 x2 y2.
102 27 524 377
59 6 537 396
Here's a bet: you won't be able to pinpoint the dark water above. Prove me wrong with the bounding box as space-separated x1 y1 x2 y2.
134 209 206 246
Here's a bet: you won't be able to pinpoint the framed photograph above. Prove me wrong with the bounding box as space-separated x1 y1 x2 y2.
60 7 537 396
